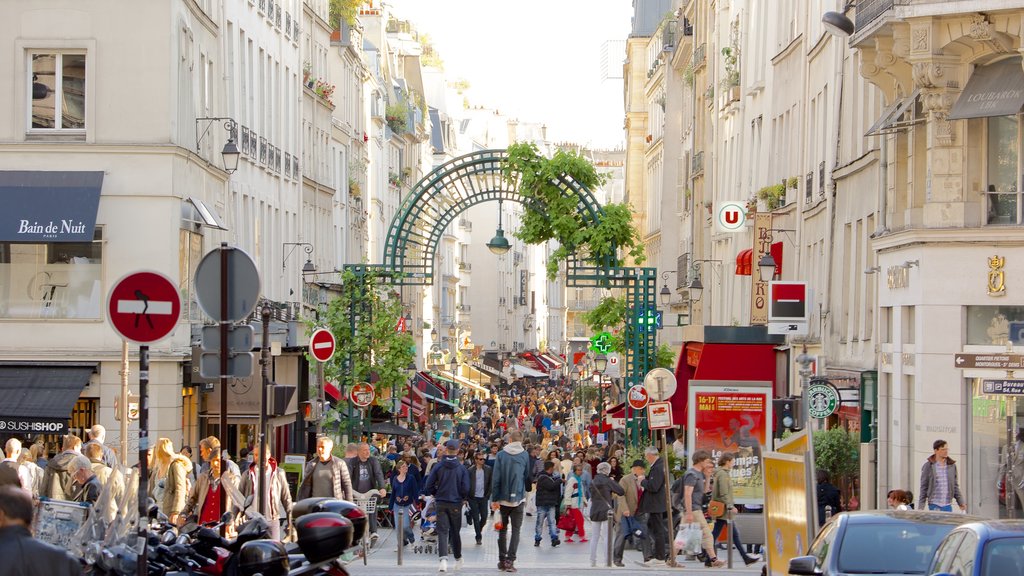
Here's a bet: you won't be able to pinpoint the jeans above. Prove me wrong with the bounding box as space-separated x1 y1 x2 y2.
393 504 414 545
613 513 652 562
497 503 525 563
646 511 668 561
534 505 558 542
468 496 488 540
435 501 463 560
928 503 953 512
711 518 753 562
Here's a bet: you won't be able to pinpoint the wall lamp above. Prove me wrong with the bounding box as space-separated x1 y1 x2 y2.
903 260 920 269
659 270 679 306
283 242 316 274
688 259 721 302
196 117 241 174
864 266 881 275
822 1 856 37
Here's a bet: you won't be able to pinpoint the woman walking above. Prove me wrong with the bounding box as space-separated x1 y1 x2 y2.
389 459 420 548
562 463 588 543
589 461 625 567
149 438 192 524
710 453 760 566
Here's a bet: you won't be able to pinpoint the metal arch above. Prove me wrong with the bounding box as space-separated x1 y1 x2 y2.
382 149 608 285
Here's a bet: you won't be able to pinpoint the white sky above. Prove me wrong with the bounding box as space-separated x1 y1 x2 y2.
384 0 633 150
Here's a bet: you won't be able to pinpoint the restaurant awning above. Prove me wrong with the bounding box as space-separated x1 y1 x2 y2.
510 363 547 378
0 363 97 434
0 171 103 242
518 351 548 373
735 242 783 276
436 370 491 398
949 57 1024 120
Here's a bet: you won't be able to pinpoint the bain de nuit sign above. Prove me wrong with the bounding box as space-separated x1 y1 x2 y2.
0 171 103 242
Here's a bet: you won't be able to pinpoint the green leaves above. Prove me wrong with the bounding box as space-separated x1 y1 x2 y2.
813 428 860 486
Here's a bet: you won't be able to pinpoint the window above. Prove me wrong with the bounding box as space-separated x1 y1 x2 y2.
949 531 979 576
0 228 102 319
29 52 86 130
837 522 961 574
930 531 965 573
986 115 1021 224
808 521 837 568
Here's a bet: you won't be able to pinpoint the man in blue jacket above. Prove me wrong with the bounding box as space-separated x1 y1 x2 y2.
490 429 532 573
423 439 470 573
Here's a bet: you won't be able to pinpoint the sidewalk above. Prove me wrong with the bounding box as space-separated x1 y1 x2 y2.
352 513 764 576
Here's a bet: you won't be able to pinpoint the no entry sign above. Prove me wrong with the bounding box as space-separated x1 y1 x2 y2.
627 385 650 410
310 328 336 362
349 382 375 407
107 271 181 345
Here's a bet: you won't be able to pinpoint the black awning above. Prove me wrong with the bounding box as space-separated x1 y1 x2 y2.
0 364 96 435
949 57 1024 120
0 171 103 242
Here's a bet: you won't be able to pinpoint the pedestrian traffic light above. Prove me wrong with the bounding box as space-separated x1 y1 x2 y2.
773 397 803 437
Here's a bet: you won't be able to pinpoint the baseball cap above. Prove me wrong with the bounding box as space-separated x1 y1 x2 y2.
631 459 645 469
445 439 461 450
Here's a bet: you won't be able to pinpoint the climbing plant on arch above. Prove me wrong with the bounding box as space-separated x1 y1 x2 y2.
347 146 659 442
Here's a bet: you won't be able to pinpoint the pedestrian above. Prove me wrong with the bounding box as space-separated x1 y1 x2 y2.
422 439 469 573
68 455 100 505
465 450 492 545
82 424 118 470
589 461 625 567
199 436 240 477
149 438 192 524
637 446 669 566
919 439 966 512
297 436 354 501
561 463 588 543
17 446 43 497
182 446 239 527
389 459 419 549
1003 428 1024 510
886 489 914 510
346 442 387 544
613 459 650 567
816 470 842 525
41 434 82 501
490 429 533 573
681 450 725 567
84 442 123 523
607 456 623 482
533 460 562 548
524 445 541 517
0 485 82 576
710 453 760 565
1 439 32 491
180 445 199 485
239 444 293 541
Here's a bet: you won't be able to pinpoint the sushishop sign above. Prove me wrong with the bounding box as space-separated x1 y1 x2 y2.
0 171 103 242
0 419 68 434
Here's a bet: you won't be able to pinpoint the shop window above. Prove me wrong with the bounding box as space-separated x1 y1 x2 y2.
0 227 102 319
986 115 1022 225
966 305 1024 345
179 229 204 322
970 378 1021 519
29 52 86 131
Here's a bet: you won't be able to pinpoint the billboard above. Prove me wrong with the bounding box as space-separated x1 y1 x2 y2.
764 452 812 576
687 381 773 504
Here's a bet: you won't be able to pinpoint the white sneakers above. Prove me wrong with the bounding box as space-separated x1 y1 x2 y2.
455 558 464 571
439 558 448 573
642 559 666 567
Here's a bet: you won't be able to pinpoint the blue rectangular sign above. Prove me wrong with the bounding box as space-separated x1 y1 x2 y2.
0 171 103 242
982 379 1024 395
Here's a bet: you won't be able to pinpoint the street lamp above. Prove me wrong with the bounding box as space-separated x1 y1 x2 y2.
282 242 316 274
659 270 679 306
195 117 241 174
688 275 704 302
822 2 855 37
758 253 778 281
486 199 512 255
430 327 438 341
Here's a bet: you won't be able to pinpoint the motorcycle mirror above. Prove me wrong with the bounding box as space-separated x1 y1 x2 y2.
161 531 176 545
156 511 169 523
221 511 234 525
176 534 190 546
147 501 160 519
181 523 197 535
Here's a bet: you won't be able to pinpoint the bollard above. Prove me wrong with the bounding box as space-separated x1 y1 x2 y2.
397 508 403 566
825 505 833 524
725 517 733 569
607 510 614 567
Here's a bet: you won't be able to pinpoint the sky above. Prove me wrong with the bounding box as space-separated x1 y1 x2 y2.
384 0 633 150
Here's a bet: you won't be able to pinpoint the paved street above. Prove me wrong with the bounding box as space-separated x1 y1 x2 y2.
351 516 764 576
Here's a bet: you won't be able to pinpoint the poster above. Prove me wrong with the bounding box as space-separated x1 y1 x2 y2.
688 382 772 504
282 454 307 498
764 452 814 576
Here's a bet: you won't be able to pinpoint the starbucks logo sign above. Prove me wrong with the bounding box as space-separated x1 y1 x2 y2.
807 379 840 419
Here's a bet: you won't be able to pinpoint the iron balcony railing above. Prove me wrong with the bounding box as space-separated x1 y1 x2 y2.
692 151 704 175
856 0 893 32
692 43 706 69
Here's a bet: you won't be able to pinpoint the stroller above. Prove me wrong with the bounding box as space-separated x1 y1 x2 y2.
412 496 438 554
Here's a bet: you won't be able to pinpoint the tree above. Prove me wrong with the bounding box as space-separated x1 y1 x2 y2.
813 427 860 489
310 268 414 429
328 0 360 29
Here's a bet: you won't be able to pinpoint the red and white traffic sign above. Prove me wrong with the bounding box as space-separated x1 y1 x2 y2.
310 328 336 363
349 382 375 407
107 271 181 345
647 401 673 429
627 385 650 410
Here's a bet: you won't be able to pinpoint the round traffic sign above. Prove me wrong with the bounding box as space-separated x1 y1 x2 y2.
627 385 650 410
643 368 677 401
807 379 840 419
503 360 511 368
310 328 336 363
349 382 375 407
107 271 182 345
194 245 260 323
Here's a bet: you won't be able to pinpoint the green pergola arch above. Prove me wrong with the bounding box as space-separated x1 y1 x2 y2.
356 149 658 440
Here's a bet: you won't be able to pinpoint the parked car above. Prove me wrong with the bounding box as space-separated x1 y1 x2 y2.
789 510 984 576
928 520 1024 576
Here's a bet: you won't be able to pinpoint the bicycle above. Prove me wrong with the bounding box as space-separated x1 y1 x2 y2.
354 495 378 565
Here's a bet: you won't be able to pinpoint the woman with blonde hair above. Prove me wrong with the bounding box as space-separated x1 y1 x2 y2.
149 437 193 524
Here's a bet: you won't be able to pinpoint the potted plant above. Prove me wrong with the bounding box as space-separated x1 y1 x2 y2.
720 47 740 102
787 176 799 190
302 61 312 86
757 183 786 211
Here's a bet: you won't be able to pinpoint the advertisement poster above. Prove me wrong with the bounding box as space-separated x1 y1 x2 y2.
282 454 307 498
688 382 772 504
764 452 814 576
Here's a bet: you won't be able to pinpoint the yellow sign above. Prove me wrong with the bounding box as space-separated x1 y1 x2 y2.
777 428 809 456
750 213 772 324
988 255 1006 296
764 452 813 576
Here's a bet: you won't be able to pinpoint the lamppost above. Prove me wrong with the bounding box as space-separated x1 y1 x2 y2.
594 355 608 444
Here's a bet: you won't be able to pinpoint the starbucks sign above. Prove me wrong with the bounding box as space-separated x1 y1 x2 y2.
807 379 840 419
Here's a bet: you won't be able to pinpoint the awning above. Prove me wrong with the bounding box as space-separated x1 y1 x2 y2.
0 171 103 242
423 393 458 412
436 371 491 398
865 89 920 136
510 363 547 378
518 352 548 373
538 352 565 370
949 57 1024 120
736 242 783 276
0 364 97 434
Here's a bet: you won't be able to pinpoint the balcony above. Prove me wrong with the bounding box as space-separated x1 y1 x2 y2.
691 151 704 176
457 304 471 312
458 218 472 231
856 0 893 33
692 43 706 70
458 261 472 271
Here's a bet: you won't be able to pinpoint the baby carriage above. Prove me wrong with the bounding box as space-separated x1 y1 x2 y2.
412 496 438 554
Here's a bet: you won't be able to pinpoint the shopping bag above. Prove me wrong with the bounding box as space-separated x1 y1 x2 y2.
673 523 703 556
557 512 575 531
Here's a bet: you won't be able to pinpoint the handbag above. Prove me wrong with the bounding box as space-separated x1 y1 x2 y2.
708 499 726 519
556 512 575 531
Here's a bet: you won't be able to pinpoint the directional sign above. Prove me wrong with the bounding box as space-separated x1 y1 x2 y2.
954 353 1024 369
627 385 650 410
310 328 336 363
107 271 182 345
200 325 254 352
982 379 1024 395
349 382 375 407
647 401 673 429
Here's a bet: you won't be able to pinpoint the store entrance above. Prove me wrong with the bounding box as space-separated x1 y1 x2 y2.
970 378 1024 519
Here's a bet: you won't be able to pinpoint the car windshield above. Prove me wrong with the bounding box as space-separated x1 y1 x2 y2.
838 523 958 574
982 537 1024 576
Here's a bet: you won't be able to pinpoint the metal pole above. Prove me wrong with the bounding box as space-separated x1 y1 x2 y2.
137 345 150 576
662 429 676 567
219 242 229 523
797 343 815 526
258 308 270 517
120 340 130 467
316 361 325 437
606 509 614 567
726 516 733 568
397 506 404 566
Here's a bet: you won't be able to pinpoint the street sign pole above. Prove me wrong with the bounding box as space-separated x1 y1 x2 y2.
137 344 149 576
219 242 230 525
120 340 130 467
317 361 325 436
258 308 270 518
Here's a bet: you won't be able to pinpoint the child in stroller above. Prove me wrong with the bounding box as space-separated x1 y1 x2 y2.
413 495 439 554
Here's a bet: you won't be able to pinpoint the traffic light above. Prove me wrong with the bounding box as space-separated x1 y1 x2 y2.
773 397 803 437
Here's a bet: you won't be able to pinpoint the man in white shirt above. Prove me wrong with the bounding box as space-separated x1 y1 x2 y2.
1 439 32 492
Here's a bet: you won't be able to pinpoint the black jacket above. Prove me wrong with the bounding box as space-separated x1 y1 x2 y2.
465 463 492 499
590 474 625 520
0 525 81 576
423 455 470 504
637 457 667 514
534 471 562 507
816 482 842 526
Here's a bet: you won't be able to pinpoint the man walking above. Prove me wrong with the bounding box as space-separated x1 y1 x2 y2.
466 450 492 545
533 460 561 547
347 442 387 544
919 439 966 512
490 429 532 573
298 436 353 501
613 459 650 567
636 446 668 566
41 435 82 501
1 439 31 491
83 425 118 469
682 451 725 567
0 486 82 576
423 440 469 573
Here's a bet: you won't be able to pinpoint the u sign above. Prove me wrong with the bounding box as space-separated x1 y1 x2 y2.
716 201 747 232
